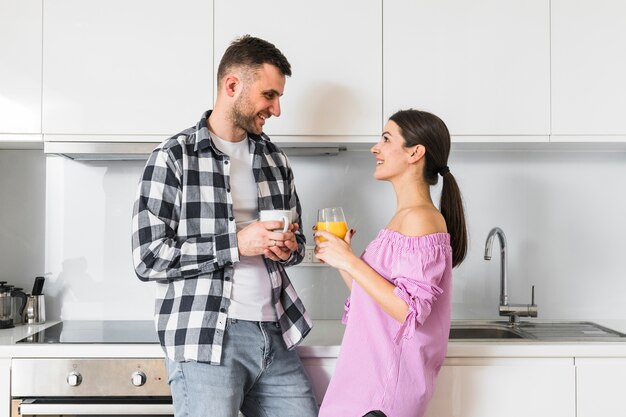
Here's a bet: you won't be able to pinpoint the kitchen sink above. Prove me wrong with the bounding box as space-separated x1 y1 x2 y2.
450 322 524 339
449 320 626 341
449 326 524 339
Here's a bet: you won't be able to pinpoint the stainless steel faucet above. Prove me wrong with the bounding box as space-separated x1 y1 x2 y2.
484 227 538 325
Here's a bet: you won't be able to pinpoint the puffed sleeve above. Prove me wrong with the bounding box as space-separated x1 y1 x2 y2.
391 248 447 343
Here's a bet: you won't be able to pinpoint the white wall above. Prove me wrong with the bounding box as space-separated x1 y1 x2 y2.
5 147 617 322
0 150 46 293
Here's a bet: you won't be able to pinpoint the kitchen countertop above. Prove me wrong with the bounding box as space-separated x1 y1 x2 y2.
3 319 626 359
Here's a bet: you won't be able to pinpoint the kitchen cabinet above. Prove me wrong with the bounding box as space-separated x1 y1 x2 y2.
0 0 42 136
576 358 626 416
384 0 550 140
42 0 213 137
302 358 337 405
213 0 382 139
551 0 626 139
0 358 9 417
425 357 575 417
301 356 575 415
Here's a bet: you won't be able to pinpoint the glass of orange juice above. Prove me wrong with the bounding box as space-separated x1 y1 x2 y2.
317 207 348 242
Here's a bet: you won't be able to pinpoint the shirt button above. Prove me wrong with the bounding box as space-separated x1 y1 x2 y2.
229 217 234 221
224 161 229 165
226 188 231 193
220 308 226 313
224 276 231 281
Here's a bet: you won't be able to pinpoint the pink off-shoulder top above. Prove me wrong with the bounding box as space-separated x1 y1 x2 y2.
319 229 453 417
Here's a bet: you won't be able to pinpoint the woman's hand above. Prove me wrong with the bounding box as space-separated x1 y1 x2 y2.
314 228 356 271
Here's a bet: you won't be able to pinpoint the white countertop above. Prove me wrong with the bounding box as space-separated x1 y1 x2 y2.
3 319 626 359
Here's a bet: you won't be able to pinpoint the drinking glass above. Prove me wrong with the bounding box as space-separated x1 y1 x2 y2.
317 207 348 242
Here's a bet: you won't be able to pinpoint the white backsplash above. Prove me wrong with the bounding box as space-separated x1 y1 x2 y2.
0 150 46 293
2 148 626 322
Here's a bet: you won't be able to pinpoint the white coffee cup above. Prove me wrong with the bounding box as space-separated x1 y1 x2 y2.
259 210 292 232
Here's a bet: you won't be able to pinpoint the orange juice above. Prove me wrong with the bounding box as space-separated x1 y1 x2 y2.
317 221 348 241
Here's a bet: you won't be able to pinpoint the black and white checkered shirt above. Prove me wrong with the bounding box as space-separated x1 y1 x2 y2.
132 110 311 364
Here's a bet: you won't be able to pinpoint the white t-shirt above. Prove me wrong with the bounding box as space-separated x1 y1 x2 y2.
210 132 276 322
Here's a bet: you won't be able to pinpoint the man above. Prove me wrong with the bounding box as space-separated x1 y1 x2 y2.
132 35 317 417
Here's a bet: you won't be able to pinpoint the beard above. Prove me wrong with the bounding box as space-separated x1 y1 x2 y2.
231 92 262 135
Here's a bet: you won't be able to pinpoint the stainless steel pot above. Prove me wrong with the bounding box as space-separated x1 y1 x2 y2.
0 282 27 329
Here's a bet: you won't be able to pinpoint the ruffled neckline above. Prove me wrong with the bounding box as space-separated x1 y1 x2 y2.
375 228 450 248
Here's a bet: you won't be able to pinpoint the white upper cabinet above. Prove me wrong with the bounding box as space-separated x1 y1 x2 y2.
552 0 626 137
384 0 550 139
214 0 382 138
0 0 42 134
42 0 213 136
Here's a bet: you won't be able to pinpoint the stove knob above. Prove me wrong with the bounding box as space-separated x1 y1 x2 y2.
67 371 82 387
131 371 147 387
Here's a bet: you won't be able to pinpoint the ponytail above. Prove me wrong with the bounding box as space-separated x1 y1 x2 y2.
439 172 467 267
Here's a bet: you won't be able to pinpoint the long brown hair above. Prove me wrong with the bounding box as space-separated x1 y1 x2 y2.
389 109 468 267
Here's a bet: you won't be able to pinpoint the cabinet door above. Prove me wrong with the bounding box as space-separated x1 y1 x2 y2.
0 358 9 417
42 0 213 136
552 0 626 137
384 0 550 139
0 0 42 134
425 358 575 417
214 0 382 138
301 358 337 405
576 358 626 416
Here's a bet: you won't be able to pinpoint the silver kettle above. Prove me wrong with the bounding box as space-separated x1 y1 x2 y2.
0 281 27 329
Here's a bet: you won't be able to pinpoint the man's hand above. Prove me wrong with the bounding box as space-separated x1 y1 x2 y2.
237 221 299 260
263 223 300 262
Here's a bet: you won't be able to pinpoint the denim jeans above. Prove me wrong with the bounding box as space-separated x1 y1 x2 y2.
166 319 318 417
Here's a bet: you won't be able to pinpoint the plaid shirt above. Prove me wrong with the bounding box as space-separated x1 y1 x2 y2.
132 110 312 364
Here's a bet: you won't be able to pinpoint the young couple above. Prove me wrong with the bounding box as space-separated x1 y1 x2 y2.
132 35 467 417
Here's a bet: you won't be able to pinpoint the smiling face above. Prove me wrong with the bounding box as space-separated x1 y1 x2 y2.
371 120 420 182
230 63 285 135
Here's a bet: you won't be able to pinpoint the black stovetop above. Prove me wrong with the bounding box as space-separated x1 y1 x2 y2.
17 320 159 344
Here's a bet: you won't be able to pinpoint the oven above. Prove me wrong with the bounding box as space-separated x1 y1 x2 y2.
11 358 173 416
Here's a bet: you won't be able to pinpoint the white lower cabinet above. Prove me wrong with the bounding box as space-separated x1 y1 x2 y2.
303 356 576 415
0 358 10 417
302 358 337 405
426 357 575 417
576 358 626 417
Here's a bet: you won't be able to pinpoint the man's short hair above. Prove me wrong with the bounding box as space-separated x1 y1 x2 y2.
217 35 292 86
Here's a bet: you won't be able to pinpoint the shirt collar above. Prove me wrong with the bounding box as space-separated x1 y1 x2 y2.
194 110 265 154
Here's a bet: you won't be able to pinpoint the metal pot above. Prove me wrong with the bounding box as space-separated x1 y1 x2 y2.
0 281 27 329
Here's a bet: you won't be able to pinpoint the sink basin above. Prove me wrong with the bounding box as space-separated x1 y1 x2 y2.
448 320 626 341
449 327 523 339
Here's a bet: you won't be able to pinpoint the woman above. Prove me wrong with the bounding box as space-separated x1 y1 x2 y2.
315 109 468 417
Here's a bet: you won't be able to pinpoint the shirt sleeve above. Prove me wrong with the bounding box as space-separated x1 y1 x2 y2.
131 147 238 281
391 248 447 343
276 156 306 267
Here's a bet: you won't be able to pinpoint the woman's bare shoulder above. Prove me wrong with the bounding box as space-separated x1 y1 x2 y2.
398 206 447 237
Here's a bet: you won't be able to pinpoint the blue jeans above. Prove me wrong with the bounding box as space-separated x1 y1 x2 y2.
166 319 318 417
